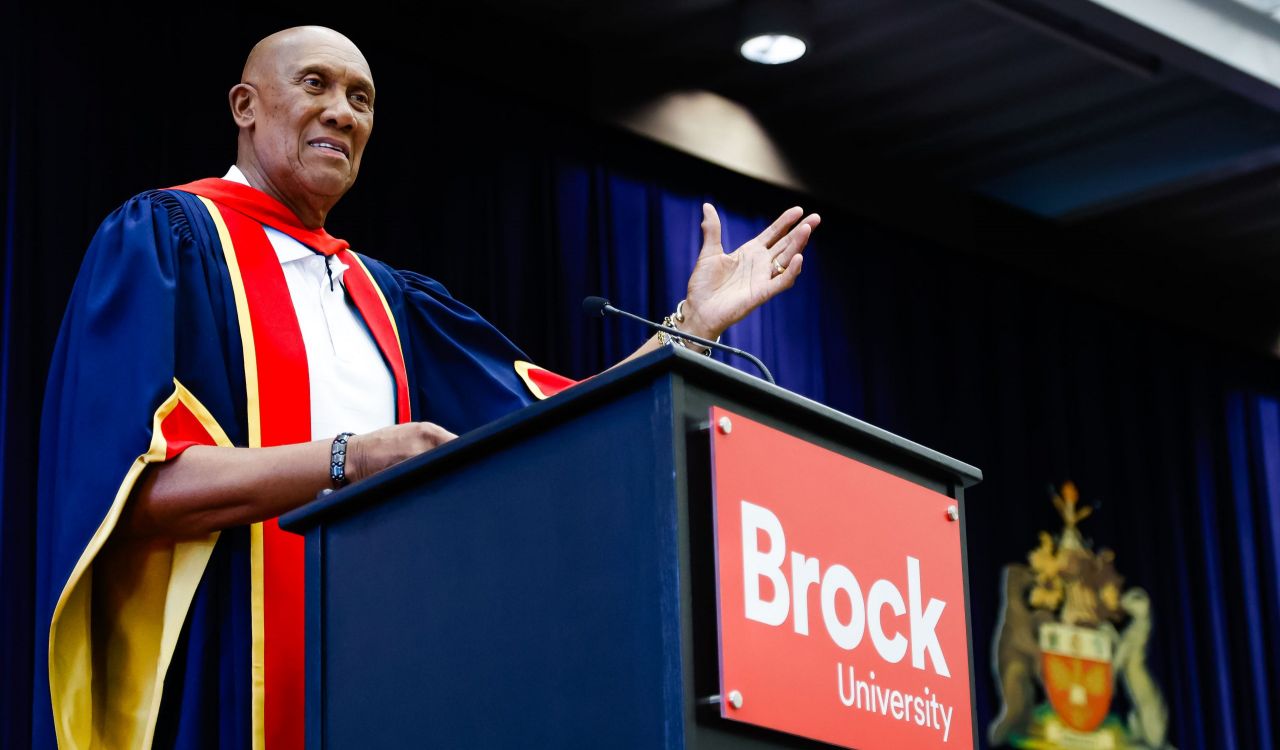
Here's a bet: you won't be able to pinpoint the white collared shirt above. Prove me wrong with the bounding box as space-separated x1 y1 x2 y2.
223 166 396 440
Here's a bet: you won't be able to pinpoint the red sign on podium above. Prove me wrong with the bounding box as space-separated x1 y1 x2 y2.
709 407 973 749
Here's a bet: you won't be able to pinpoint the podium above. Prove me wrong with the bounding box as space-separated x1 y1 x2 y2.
281 347 981 749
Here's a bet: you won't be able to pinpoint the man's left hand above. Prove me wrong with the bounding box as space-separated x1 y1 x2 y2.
679 204 821 341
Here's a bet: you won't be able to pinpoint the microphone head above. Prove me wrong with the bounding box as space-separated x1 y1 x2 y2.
582 296 611 317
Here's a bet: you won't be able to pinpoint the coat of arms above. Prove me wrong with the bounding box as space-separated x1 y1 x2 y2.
989 482 1175 750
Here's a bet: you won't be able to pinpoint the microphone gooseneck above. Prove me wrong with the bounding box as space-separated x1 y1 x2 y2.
582 296 776 385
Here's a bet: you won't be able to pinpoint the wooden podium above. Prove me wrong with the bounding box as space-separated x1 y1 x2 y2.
280 347 981 749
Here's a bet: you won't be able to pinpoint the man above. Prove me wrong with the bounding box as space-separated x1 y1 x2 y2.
35 26 819 749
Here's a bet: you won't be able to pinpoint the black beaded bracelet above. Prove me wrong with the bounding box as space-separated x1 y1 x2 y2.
330 432 356 486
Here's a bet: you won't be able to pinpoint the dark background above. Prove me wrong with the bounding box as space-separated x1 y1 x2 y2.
3 1 1279 748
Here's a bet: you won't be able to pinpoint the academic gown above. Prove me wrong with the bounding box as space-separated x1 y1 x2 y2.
33 181 573 749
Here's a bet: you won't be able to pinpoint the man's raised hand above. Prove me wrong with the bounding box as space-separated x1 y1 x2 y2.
679 203 821 341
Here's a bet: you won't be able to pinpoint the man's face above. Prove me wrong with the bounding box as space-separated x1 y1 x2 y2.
245 32 375 208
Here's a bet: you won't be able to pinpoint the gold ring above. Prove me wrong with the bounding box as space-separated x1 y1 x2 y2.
772 258 786 276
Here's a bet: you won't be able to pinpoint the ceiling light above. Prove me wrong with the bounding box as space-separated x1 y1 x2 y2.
740 34 807 65
738 0 810 65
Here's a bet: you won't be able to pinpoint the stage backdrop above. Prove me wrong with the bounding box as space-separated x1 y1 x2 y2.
3 10 1279 750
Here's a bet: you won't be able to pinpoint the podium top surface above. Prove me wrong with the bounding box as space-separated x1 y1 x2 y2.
281 347 982 533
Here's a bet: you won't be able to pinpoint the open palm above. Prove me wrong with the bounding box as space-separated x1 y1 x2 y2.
681 203 821 339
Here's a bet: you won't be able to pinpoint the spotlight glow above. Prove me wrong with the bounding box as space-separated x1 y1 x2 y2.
739 34 807 65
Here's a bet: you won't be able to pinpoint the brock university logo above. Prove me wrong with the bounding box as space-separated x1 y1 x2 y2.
709 406 974 749
989 482 1175 750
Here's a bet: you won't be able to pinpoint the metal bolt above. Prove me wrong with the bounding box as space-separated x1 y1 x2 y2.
718 416 733 435
946 506 959 522
728 690 743 709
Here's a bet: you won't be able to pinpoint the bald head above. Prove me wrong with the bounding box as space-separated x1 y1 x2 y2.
242 27 370 86
229 26 375 228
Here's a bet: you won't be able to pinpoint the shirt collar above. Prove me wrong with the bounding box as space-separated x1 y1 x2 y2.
222 166 340 268
222 164 251 186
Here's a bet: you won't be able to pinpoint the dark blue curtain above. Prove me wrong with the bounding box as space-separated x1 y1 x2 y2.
335 114 1280 747
3 17 1280 749
636 185 1277 750
493 154 1280 748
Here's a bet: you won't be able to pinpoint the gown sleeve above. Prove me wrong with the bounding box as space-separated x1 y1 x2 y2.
387 268 578 432
35 191 238 750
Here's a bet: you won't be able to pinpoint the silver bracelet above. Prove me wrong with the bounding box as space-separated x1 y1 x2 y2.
658 300 717 356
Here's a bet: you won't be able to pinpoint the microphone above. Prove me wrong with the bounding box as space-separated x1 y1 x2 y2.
582 296 776 385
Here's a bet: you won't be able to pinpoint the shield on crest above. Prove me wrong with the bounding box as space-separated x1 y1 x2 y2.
1039 622 1112 732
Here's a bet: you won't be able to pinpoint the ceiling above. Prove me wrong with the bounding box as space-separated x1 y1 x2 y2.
437 0 1280 357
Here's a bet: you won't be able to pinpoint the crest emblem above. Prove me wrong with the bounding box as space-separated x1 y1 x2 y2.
988 482 1175 750
1040 623 1111 732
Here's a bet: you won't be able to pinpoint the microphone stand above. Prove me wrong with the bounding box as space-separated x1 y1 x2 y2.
585 297 776 385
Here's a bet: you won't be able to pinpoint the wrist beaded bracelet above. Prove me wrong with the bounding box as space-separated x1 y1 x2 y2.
330 432 356 486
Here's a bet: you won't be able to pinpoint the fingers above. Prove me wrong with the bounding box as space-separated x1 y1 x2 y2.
767 253 804 294
756 206 805 248
698 203 724 260
768 213 819 269
347 422 458 482
407 422 457 451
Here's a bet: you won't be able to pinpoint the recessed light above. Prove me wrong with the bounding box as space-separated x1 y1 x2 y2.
740 34 807 65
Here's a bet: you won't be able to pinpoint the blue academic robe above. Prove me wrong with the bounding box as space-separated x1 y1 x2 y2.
34 186 537 749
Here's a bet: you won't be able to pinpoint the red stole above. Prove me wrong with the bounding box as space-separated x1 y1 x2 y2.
173 178 410 750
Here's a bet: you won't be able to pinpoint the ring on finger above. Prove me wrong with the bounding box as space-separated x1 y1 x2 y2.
771 258 786 276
